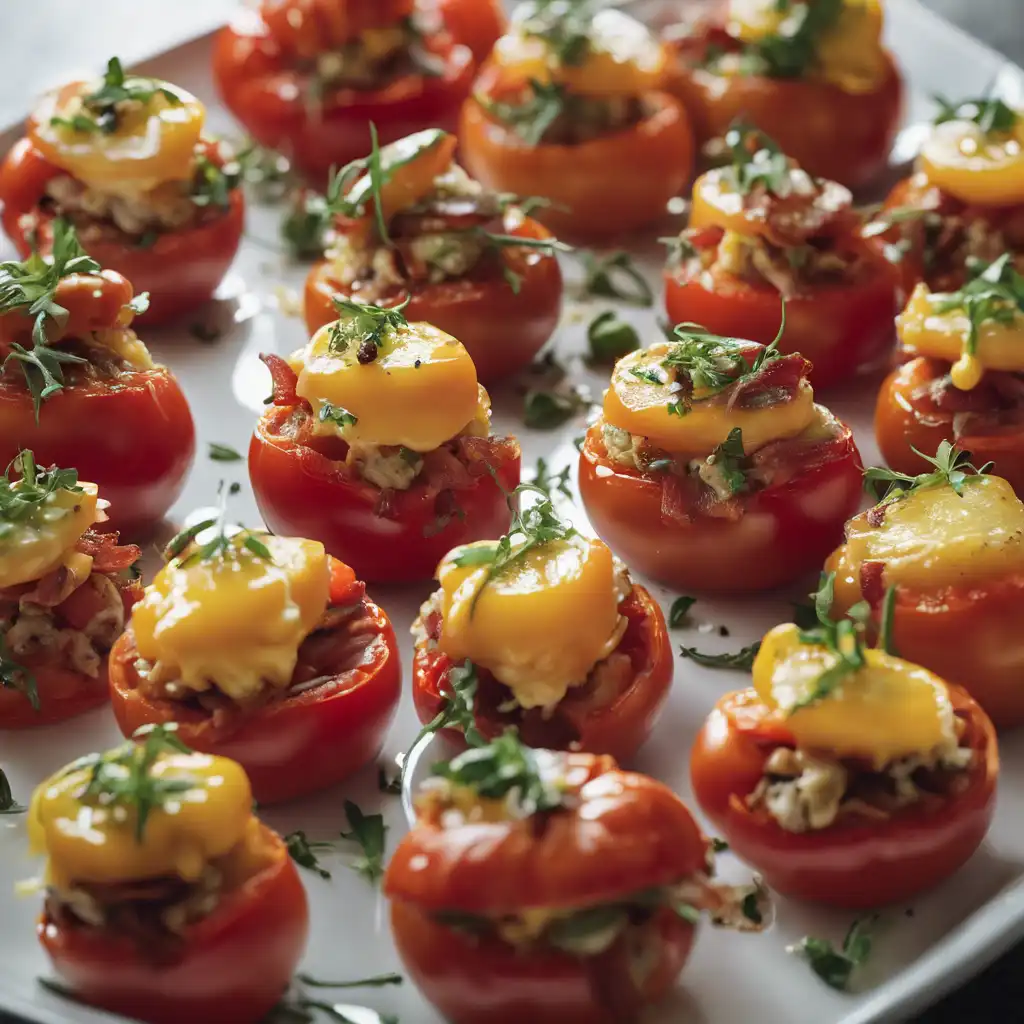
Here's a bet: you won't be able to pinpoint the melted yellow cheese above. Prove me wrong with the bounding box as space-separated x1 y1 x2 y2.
132 534 330 702
754 623 955 764
0 482 98 588
918 116 1024 207
603 343 816 454
29 748 252 886
494 7 665 97
436 537 624 709
834 475 1024 590
727 0 887 93
290 319 483 452
897 281 1024 389
32 80 204 191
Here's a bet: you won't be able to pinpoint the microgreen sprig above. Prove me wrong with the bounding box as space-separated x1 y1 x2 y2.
933 94 1019 135
328 296 410 358
790 914 879 991
340 800 388 885
163 481 273 568
863 440 992 504
0 449 82 527
403 659 485 773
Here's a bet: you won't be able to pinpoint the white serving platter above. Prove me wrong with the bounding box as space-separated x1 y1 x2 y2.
2 4 1024 1023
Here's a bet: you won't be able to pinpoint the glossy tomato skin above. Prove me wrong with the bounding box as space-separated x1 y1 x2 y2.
390 901 694 1024
0 371 195 537
875 358 1024 498
459 71 694 240
690 687 998 907
0 138 245 327
107 598 401 805
304 216 563 382
664 259 899 392
665 44 903 190
249 405 520 583
39 824 309 1024
212 11 475 184
435 0 506 64
577 423 863 593
412 586 673 762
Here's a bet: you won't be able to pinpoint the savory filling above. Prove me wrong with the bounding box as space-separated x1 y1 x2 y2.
747 727 974 834
325 165 513 302
34 143 237 245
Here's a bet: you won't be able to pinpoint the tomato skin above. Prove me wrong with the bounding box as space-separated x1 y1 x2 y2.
663 258 899 392
304 217 562 382
577 423 863 593
0 666 107 730
389 900 694 1024
690 687 998 908
412 587 673 761
875 357 1024 498
0 371 195 537
212 11 475 184
249 405 520 583
435 0 506 64
107 599 401 805
39 824 309 1024
0 139 245 328
459 70 694 239
665 41 903 190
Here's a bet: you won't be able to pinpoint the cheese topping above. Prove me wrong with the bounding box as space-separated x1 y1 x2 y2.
289 319 484 452
754 623 956 765
898 281 1024 389
29 749 252 887
494 6 666 97
31 79 205 192
132 535 330 702
834 475 1024 590
436 537 626 710
0 481 99 589
603 343 815 454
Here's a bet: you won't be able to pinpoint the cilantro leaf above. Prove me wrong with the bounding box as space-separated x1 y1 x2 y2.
863 440 991 504
340 800 387 885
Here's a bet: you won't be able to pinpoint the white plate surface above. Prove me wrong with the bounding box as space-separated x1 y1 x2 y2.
2 4 1024 1023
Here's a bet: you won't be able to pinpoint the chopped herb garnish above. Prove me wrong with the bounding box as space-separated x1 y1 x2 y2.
587 310 640 362
679 642 760 671
669 596 697 628
476 79 566 146
404 659 485 768
789 914 879 991
285 830 334 879
579 250 654 307
0 635 38 713
340 800 387 885
297 973 403 990
69 724 193 842
328 296 410 357
0 448 82 526
164 481 273 569
281 189 332 259
518 0 600 66
863 440 992 504
674 902 702 925
319 402 359 429
878 584 898 657
723 122 790 195
523 387 588 429
191 154 241 211
432 730 566 814
710 837 729 853
933 94 1019 135
735 0 845 79
532 457 573 500
0 221 96 419
707 427 749 496
208 442 242 462
0 766 25 814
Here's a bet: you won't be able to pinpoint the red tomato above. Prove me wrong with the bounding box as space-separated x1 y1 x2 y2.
0 138 244 327
0 371 195 537
436 0 506 63
664 235 899 392
385 754 706 1024
39 823 309 1024
107 584 401 805
875 357 1024 498
412 587 673 762
212 7 475 184
827 538 1024 729
249 403 520 584
459 66 694 240
665 32 903 190
577 422 863 593
691 687 998 907
304 214 563 382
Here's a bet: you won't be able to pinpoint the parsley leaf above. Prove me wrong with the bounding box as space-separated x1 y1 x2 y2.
319 402 358 429
710 836 729 853
588 310 640 362
328 296 410 358
679 642 760 670
476 79 566 146
579 250 654 307
523 386 588 429
668 596 697 628
340 800 387 885
0 766 25 814
532 457 573 500
863 440 991 504
404 659 485 766
790 914 879 991
207 442 243 462
281 189 333 259
933 94 1019 135
706 427 749 496
285 830 334 879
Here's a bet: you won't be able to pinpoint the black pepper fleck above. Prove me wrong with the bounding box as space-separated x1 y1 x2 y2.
414 359 422 369
718 626 730 637
356 340 378 364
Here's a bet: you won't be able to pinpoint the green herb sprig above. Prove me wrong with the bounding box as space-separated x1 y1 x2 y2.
735 0 845 80
340 800 387 885
532 457 573 501
933 94 1019 135
328 296 410 358
0 766 25 814
587 310 640 362
0 449 82 527
404 660 484 771
668 596 696 627
863 440 992 504
790 914 879 991
476 80 566 146
579 250 654 307
723 122 790 196
163 481 273 568
679 642 760 671
285 830 335 880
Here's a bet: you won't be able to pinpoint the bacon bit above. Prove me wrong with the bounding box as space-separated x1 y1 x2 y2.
721 353 811 412
860 561 887 607
76 530 141 573
421 447 475 492
456 435 521 476
685 224 725 251
748 433 849 488
659 473 696 525
866 503 888 528
260 352 308 409
327 557 365 607
747 179 855 249
423 608 443 642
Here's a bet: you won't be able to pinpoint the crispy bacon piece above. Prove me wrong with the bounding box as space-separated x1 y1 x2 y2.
748 433 851 488
720 353 812 412
76 529 141 573
860 560 887 607
260 352 308 408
